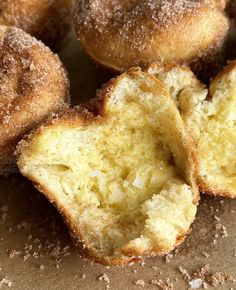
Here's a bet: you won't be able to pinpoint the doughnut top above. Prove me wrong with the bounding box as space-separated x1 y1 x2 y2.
75 0 228 73
76 0 226 36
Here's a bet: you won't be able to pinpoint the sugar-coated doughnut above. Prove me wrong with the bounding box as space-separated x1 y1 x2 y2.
74 0 229 78
0 0 74 49
0 25 69 175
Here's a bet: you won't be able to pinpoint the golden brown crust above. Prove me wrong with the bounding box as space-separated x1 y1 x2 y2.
0 0 74 50
0 25 69 175
198 182 236 199
74 0 229 77
16 68 199 265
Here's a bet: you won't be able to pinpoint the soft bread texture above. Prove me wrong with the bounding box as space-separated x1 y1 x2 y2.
0 0 74 49
17 68 198 265
74 0 229 78
0 25 69 175
148 61 236 198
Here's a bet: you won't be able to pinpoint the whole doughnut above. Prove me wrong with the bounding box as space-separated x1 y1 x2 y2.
0 0 74 50
0 25 69 175
74 0 230 78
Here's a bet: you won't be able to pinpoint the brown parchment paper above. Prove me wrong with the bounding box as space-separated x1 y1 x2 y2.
0 30 236 290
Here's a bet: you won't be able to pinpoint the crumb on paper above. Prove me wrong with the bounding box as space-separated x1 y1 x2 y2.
213 216 228 245
189 278 203 289
201 251 210 258
214 215 221 222
208 272 235 287
165 253 173 263
0 277 13 288
150 278 173 290
140 261 145 267
134 279 145 286
220 200 224 206
98 273 110 284
178 264 235 289
174 248 179 255
178 266 191 281
9 250 21 259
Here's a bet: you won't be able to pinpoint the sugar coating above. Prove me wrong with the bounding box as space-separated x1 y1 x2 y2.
0 26 69 175
75 0 220 51
0 0 73 49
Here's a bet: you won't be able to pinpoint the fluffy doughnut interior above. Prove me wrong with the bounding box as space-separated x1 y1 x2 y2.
17 71 197 261
198 65 236 195
149 62 236 197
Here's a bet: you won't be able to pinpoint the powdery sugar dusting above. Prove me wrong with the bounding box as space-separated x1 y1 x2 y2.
0 25 68 174
0 0 73 49
0 27 52 120
76 0 208 50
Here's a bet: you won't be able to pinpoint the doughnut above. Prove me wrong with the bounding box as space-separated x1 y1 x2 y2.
74 0 229 79
17 68 198 265
0 0 74 49
148 61 236 198
0 25 69 175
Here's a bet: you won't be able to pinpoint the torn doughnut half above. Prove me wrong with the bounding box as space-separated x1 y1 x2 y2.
148 61 236 198
17 68 198 265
